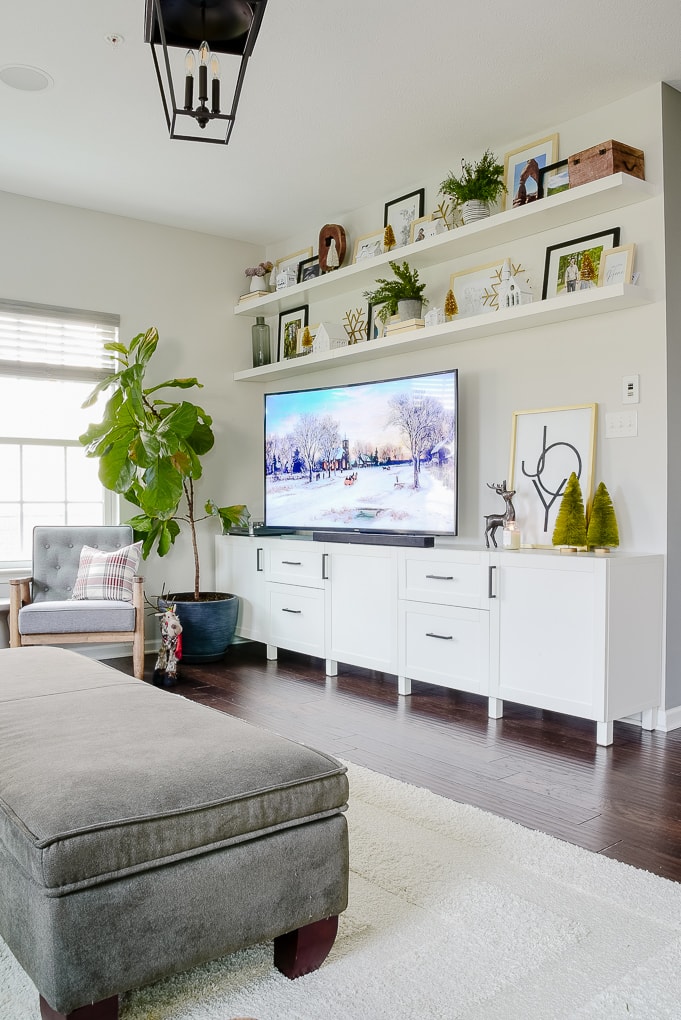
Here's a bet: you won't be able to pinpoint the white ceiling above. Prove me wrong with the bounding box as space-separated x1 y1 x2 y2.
1 0 681 247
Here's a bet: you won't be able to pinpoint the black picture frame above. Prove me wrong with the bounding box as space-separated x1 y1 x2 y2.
366 301 388 341
384 188 425 248
297 256 321 283
538 159 569 200
277 304 309 361
542 228 620 300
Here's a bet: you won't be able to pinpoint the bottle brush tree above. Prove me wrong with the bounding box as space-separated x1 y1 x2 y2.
586 482 619 549
383 224 396 251
552 471 587 547
444 288 458 319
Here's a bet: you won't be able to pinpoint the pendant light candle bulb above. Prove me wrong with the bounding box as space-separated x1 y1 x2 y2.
210 54 221 114
183 49 195 110
198 40 209 103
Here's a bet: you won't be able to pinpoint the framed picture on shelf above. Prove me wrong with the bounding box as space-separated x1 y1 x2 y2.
384 188 425 248
542 227 620 299
504 134 559 211
278 305 309 361
353 230 384 263
366 301 389 340
508 403 597 548
275 247 313 281
449 260 507 318
538 159 569 199
410 215 432 243
297 256 321 283
598 244 636 286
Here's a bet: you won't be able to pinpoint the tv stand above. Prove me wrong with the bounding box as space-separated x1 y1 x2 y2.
312 531 434 548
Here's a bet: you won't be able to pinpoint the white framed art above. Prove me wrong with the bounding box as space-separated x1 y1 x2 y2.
508 403 597 548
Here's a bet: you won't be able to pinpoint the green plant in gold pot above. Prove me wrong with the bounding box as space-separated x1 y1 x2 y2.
79 326 248 662
439 149 507 224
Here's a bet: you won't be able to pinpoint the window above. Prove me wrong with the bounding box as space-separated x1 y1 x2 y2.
0 300 120 563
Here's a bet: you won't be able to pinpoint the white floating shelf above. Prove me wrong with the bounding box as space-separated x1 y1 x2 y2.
233 284 652 382
233 174 655 319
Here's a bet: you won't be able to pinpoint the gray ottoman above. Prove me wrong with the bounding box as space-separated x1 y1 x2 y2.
0 647 349 1020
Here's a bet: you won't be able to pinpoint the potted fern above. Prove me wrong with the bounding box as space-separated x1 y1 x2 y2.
439 149 507 224
363 260 429 324
80 326 248 662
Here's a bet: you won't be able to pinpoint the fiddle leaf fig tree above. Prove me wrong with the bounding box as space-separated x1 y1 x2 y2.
79 326 247 601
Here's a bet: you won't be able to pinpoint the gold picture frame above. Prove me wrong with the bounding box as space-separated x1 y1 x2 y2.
410 215 432 243
353 230 384 263
508 403 597 548
449 260 507 318
504 134 559 211
275 247 313 277
598 244 636 286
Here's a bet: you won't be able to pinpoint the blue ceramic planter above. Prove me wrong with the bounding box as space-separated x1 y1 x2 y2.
160 592 239 663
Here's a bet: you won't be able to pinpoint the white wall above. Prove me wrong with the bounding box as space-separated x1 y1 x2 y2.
0 191 262 620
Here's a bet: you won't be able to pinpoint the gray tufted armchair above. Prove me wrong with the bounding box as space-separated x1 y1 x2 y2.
9 526 145 680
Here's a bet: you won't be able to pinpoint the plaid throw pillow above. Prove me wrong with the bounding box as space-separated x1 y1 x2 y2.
72 542 142 602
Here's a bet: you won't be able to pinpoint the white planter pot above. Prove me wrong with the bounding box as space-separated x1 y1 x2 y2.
461 200 491 224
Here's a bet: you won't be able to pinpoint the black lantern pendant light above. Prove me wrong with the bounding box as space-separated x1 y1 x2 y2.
144 0 268 145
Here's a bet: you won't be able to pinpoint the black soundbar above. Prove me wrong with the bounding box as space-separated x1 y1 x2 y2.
312 531 435 548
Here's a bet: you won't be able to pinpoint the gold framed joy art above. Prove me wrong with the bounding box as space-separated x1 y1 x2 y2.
508 403 597 548
504 134 559 211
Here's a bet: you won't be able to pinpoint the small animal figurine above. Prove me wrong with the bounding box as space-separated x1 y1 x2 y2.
484 480 516 548
153 605 183 687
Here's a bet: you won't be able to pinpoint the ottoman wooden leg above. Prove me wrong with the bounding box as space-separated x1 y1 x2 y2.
273 915 339 979
40 994 118 1020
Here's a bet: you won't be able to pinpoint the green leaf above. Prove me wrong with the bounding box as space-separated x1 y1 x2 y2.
215 504 249 531
99 440 137 492
187 420 215 456
138 458 184 516
145 377 204 395
160 401 198 440
135 327 159 366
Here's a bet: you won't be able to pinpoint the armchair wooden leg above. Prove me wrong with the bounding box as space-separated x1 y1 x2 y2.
40 994 118 1020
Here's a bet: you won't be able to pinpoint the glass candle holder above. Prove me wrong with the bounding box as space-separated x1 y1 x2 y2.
502 522 521 550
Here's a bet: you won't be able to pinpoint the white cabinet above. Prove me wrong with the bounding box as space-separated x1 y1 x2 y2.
215 536 267 643
263 539 327 659
326 543 398 676
217 536 664 745
397 548 492 698
491 551 664 744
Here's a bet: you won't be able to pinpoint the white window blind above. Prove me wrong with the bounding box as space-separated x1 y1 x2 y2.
0 299 119 382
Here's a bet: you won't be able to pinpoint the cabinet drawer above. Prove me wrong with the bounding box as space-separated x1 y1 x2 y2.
268 584 325 656
399 551 489 608
399 601 489 695
266 543 325 588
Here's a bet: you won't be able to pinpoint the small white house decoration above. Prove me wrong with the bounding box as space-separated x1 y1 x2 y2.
313 322 349 353
424 306 445 328
497 258 533 309
276 267 298 290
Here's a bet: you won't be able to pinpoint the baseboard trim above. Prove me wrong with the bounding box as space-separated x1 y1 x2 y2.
653 705 681 733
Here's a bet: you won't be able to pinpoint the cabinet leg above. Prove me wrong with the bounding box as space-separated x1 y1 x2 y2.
488 697 503 719
596 721 614 746
641 708 657 731
398 675 412 696
325 659 338 676
266 644 278 660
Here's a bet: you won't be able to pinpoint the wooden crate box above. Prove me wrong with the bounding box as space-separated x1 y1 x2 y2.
568 140 645 188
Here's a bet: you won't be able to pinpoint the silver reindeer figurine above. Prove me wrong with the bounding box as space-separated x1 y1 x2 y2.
484 481 516 548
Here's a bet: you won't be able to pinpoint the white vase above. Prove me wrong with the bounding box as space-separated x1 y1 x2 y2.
249 274 265 293
461 200 491 225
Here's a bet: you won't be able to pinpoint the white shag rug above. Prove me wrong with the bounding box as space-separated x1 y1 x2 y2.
3 761 681 1019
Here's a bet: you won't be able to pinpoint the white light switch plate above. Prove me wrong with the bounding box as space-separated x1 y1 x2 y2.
605 410 638 438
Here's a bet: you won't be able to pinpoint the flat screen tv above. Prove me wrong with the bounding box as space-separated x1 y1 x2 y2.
264 368 458 537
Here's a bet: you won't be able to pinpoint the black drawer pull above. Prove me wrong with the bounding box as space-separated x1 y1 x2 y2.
426 632 453 640
281 560 302 566
282 608 302 614
425 574 454 580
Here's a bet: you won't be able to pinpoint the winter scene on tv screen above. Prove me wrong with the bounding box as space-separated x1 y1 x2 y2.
264 370 458 534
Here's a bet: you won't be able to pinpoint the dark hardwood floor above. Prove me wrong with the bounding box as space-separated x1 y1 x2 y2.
107 643 681 883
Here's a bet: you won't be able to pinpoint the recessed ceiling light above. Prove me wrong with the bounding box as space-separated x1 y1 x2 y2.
0 65 53 92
